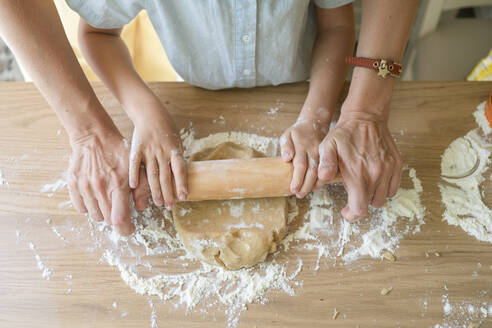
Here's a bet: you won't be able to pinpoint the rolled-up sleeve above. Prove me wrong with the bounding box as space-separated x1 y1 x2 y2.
65 0 143 28
313 0 354 9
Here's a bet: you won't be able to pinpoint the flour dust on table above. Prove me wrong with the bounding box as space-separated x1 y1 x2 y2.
77 129 424 327
0 168 9 187
439 101 492 244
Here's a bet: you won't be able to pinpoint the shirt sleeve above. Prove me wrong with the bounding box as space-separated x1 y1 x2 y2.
65 0 144 28
313 0 354 9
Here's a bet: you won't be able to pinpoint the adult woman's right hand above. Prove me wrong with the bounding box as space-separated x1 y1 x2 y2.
67 129 135 236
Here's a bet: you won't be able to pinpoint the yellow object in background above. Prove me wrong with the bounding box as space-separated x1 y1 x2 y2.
54 0 178 82
468 49 492 81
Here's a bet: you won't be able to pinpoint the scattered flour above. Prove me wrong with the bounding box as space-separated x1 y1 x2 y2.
228 201 244 218
51 226 69 244
227 222 265 230
40 178 67 193
343 168 425 262
439 101 492 243
29 242 53 280
58 200 72 209
434 294 491 328
93 129 426 327
147 298 159 328
180 130 278 160
280 166 425 268
0 169 9 187
35 254 53 280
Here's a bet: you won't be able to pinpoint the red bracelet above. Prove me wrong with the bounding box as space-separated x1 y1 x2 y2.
346 57 403 78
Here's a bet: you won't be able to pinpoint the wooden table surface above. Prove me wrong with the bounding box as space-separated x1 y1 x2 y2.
1 81 491 328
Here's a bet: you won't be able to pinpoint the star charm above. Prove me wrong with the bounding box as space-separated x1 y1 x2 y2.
377 60 390 78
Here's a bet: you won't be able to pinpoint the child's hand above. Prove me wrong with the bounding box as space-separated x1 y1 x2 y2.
280 117 330 198
129 109 187 210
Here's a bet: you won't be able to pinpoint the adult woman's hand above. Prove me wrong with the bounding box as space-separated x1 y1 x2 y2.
67 129 135 236
317 110 402 222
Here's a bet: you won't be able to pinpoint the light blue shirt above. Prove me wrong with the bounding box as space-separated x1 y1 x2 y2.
66 0 353 90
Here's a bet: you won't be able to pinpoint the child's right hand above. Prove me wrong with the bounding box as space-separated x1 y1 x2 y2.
129 108 187 210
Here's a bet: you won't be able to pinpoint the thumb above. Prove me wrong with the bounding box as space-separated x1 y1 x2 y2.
318 138 338 181
280 131 295 162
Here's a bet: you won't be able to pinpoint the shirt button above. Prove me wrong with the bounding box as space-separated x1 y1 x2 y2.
242 34 250 42
243 69 251 76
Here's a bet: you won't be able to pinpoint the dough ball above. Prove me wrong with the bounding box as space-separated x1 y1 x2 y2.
173 142 288 270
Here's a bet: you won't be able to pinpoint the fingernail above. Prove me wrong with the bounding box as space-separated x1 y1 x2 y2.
179 193 187 201
154 199 163 206
296 193 304 199
165 204 173 211
129 180 135 189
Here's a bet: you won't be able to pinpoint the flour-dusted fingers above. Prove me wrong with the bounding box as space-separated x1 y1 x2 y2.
92 186 112 222
341 176 369 222
89 173 113 222
110 188 134 236
387 145 403 198
67 179 87 213
129 148 142 189
312 179 325 191
280 116 330 195
170 150 187 201
388 168 402 198
132 166 151 211
371 177 390 208
146 158 163 206
318 137 338 182
158 157 175 210
298 153 319 197
129 127 143 189
290 152 307 196
80 185 104 222
280 131 295 162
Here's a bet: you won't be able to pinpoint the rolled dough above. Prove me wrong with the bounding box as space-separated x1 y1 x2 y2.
173 142 288 270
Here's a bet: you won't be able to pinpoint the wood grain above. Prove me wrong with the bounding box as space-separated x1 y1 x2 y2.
1 81 492 328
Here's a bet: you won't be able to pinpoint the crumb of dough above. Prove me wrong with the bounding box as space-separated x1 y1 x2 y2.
332 308 339 320
382 251 396 262
381 287 393 296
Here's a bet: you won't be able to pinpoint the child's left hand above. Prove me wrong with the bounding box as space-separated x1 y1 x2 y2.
280 116 330 198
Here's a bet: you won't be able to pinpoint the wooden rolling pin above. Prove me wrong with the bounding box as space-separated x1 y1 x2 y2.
185 157 343 201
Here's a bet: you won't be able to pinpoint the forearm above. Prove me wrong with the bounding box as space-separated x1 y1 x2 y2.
302 5 355 124
303 25 355 122
344 0 418 121
78 22 162 126
0 1 116 141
